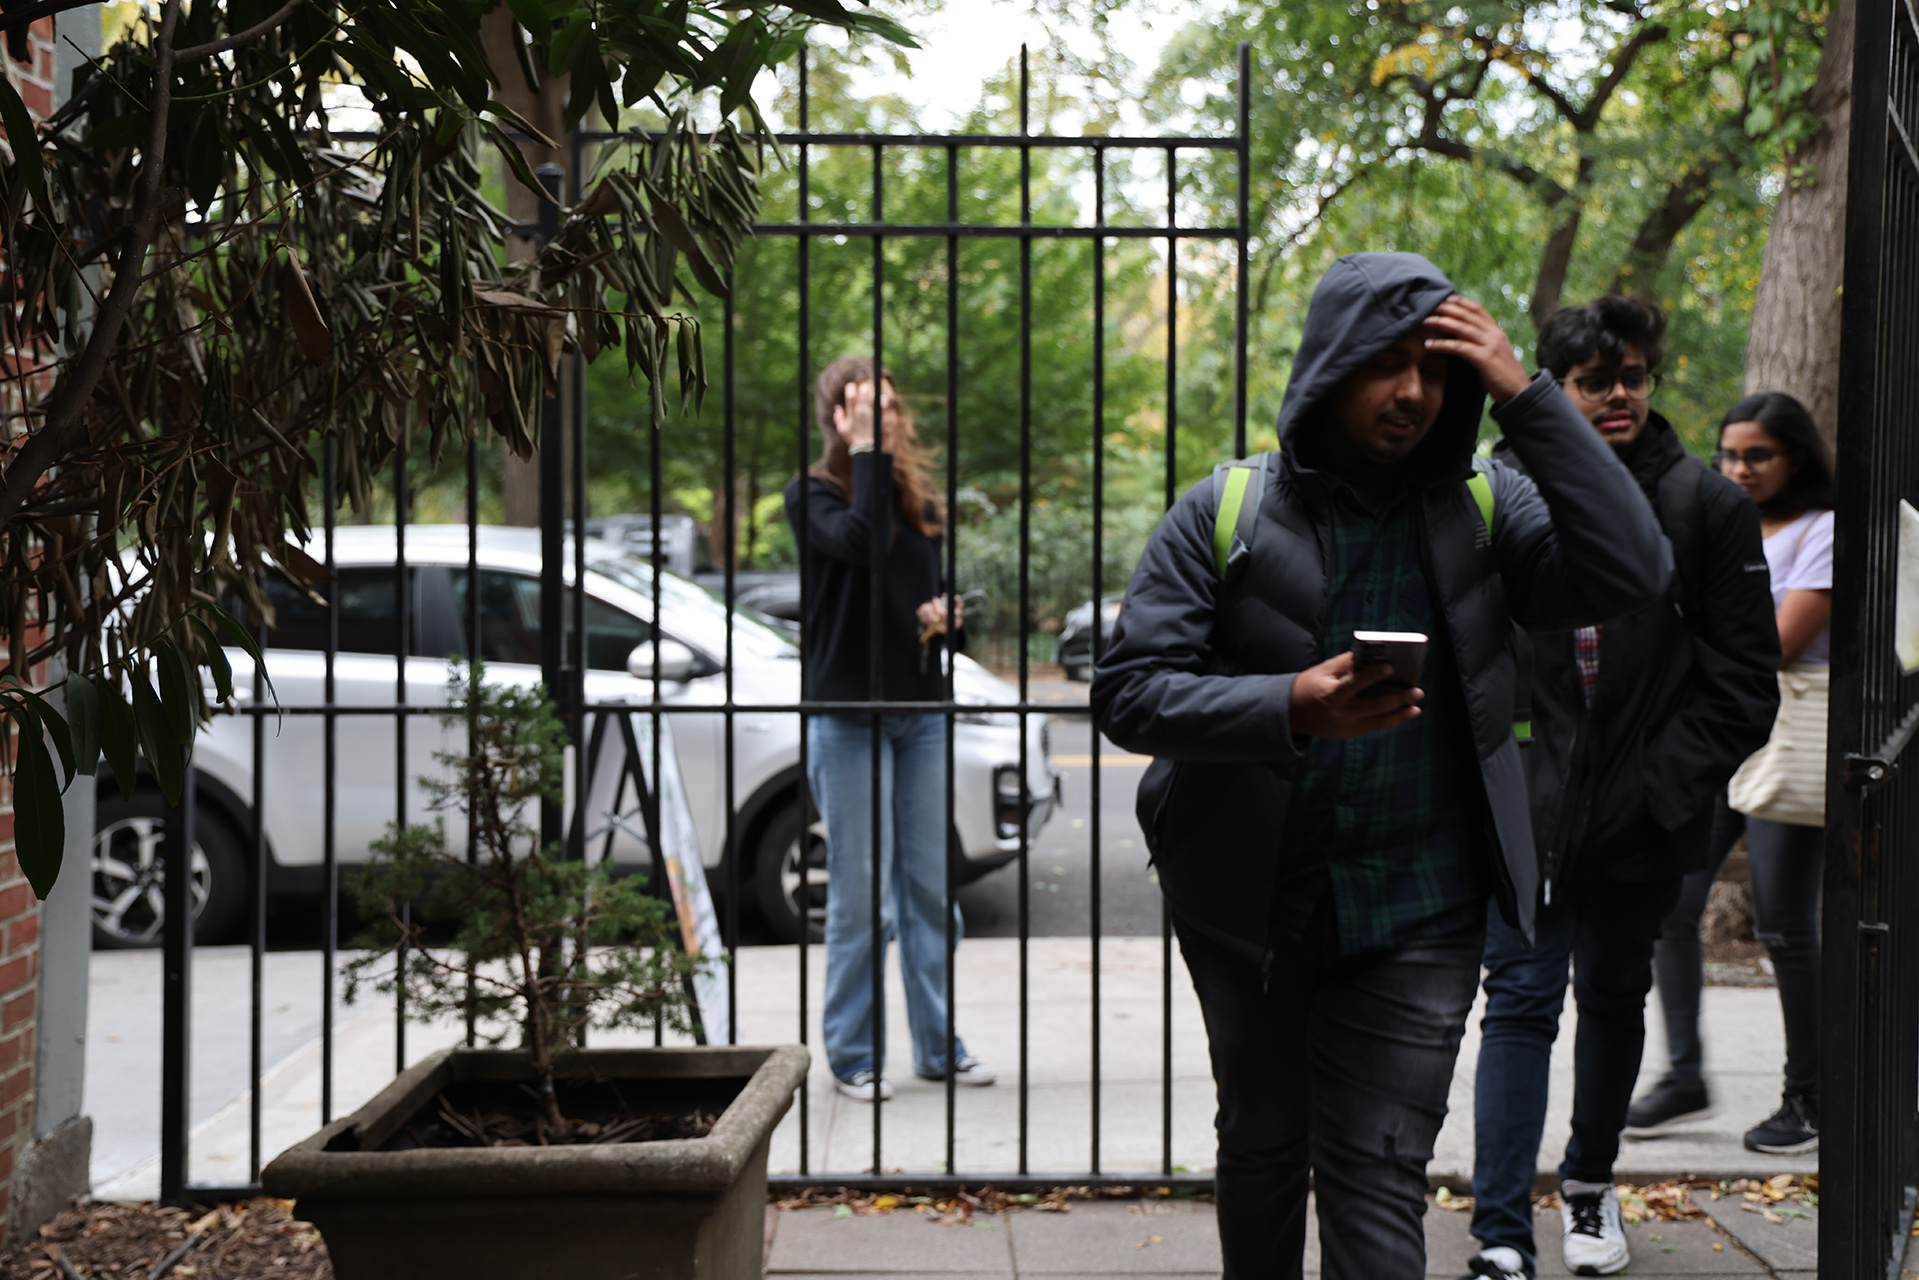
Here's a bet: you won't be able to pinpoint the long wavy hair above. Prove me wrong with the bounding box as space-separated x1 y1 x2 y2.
1719 391 1836 515
811 355 945 537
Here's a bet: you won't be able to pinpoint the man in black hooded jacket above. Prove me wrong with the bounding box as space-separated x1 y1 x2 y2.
1092 253 1669 1280
1464 297 1779 1280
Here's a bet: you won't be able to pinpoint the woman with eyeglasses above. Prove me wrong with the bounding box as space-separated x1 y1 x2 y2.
1626 391 1834 1155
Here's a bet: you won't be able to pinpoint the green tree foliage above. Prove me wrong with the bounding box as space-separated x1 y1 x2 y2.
0 0 907 893
1148 0 1826 454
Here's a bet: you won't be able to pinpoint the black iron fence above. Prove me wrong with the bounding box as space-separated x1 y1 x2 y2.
138 43 1254 1202
1825 1 1919 1276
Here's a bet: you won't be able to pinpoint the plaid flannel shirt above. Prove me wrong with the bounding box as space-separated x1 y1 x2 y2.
1274 480 1489 954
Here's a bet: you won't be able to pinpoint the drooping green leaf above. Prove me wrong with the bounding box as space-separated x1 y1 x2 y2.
64 673 100 777
549 14 594 75
643 179 728 298
505 0 550 44
194 602 276 707
11 710 64 899
189 616 234 704
96 676 139 802
185 109 224 212
130 671 184 805
0 73 51 220
154 638 200 742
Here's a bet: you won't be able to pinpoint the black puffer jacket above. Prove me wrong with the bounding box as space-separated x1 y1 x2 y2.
1091 252 1671 958
1499 413 1779 894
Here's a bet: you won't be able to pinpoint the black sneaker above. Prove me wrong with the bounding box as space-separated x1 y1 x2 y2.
1744 1092 1818 1154
1623 1075 1714 1137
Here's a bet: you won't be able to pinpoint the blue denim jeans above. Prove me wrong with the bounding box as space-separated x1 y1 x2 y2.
1470 879 1683 1272
806 713 967 1081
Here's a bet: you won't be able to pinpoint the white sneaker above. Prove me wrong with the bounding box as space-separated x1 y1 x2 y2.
917 1055 998 1086
1465 1246 1529 1278
1560 1182 1629 1275
834 1069 893 1102
952 1056 996 1086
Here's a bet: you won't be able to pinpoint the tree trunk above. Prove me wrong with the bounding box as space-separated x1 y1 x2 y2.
480 5 570 527
1529 208 1582 327
1742 0 1855 450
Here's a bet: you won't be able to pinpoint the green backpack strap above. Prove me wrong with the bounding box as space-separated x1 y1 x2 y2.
1466 459 1496 539
1211 454 1269 579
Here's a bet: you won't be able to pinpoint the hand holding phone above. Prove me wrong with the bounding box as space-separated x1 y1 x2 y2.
1350 630 1428 697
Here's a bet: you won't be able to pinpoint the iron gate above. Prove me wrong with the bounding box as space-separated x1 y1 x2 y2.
145 41 1254 1202
1826 0 1919 1275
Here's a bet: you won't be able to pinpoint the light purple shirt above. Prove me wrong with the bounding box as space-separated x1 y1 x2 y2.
1765 508 1834 665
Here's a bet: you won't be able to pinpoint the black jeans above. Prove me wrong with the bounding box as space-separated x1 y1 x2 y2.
1650 795 1824 1100
1175 915 1484 1280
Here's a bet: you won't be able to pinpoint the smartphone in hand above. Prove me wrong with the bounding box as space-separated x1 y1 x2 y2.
1351 630 1427 696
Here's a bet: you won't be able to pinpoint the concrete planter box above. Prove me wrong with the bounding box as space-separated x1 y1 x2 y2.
263 1044 807 1280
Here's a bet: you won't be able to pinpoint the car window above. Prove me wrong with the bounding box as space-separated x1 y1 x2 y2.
449 569 655 671
586 553 796 661
246 568 429 655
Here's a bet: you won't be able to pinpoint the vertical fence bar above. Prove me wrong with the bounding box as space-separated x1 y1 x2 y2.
867 137 887 1177
537 163 567 859
158 750 194 1205
1161 144 1179 1178
723 267 740 1044
1234 40 1251 459
248 619 266 1181
1089 141 1106 1176
322 438 338 1122
392 428 410 1075
943 139 961 1178
464 436 480 1049
1015 42 1033 1178
794 43 813 1174
570 141 591 1047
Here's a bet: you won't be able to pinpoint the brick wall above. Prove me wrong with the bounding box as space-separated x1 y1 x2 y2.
0 14 59 1243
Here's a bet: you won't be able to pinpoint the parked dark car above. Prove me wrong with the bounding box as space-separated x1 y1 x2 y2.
1054 596 1123 681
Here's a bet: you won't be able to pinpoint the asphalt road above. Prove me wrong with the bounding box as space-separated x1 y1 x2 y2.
955 710 1166 939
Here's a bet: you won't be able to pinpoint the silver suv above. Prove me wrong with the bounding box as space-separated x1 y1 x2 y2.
91 527 1060 947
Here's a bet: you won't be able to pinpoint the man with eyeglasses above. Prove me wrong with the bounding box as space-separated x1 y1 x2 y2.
1464 296 1780 1280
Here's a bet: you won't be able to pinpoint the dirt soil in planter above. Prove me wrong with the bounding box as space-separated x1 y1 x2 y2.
373 1074 741 1150
0 1199 329 1279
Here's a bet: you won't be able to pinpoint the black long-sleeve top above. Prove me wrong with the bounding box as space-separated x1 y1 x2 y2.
783 451 961 703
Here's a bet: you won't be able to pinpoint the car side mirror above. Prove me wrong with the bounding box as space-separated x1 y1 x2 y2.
626 639 698 684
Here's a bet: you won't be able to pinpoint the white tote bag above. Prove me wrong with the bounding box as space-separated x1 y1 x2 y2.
1727 662 1830 828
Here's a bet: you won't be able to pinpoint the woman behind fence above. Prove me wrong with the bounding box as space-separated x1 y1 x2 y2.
784 356 996 1102
1626 391 1833 1154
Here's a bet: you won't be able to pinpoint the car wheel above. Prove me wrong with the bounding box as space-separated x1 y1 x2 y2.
1064 661 1091 682
91 790 248 949
752 798 827 945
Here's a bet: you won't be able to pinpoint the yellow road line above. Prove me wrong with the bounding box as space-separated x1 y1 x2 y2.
1052 753 1153 767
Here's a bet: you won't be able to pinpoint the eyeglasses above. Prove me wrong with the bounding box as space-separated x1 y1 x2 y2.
1561 370 1660 401
1712 447 1783 471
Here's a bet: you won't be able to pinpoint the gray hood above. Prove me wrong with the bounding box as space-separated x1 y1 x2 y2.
1275 251 1487 484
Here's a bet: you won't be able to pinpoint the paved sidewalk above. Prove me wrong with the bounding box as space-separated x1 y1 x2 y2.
88 936 1813 1197
762 1192 1820 1278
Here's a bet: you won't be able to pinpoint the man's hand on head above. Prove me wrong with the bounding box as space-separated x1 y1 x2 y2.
1421 296 1531 407
1289 651 1423 739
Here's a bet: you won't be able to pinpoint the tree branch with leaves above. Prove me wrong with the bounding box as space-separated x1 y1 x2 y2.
0 0 912 896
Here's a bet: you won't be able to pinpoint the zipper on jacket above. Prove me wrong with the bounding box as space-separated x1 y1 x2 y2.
1261 948 1274 995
